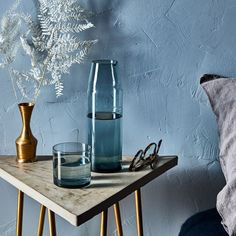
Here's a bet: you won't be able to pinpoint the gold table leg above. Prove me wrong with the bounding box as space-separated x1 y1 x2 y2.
37 205 46 236
16 190 24 236
113 203 123 236
48 209 57 236
100 210 108 236
135 189 144 236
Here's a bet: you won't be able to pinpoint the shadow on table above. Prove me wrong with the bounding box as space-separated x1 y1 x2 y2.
87 174 126 188
87 182 124 188
37 156 52 161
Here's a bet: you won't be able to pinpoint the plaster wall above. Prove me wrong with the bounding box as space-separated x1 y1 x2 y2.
0 0 233 235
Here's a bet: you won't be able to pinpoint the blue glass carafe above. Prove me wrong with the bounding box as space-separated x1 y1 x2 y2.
87 60 123 172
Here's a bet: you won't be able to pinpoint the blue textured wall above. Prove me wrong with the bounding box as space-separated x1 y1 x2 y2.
0 0 234 235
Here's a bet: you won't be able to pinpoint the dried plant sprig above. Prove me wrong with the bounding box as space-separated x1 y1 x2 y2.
0 0 21 66
0 0 22 102
0 0 97 102
16 0 97 101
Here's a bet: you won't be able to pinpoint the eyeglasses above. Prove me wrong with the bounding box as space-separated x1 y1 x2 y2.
129 140 162 171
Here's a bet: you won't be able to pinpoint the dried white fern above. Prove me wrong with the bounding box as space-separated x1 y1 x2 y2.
19 0 97 101
0 0 22 101
0 0 97 102
0 0 21 66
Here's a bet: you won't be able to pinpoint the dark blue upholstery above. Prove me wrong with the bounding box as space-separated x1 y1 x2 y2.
179 208 228 236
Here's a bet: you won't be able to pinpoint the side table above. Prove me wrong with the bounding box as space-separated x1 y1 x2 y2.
0 155 178 236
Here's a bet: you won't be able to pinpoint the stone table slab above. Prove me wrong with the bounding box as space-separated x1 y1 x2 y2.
0 155 178 226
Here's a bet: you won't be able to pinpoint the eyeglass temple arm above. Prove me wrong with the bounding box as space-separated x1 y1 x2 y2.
129 150 143 171
156 139 162 155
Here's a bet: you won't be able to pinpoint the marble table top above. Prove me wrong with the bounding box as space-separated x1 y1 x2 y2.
0 155 177 226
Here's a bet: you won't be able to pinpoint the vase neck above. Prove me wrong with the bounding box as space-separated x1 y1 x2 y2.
18 103 34 131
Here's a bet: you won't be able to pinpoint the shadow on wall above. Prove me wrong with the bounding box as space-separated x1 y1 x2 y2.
86 0 129 57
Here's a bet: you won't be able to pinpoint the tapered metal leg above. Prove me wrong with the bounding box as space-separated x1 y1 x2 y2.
113 202 123 236
48 209 57 236
100 210 108 236
16 190 24 236
135 189 144 236
37 205 46 236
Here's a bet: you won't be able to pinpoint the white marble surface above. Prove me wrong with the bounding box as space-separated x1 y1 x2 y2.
0 155 177 226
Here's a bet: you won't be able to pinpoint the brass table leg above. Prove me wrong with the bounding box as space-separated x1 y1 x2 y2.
37 205 46 236
135 189 143 236
16 190 24 236
100 210 108 236
113 203 123 236
48 209 57 236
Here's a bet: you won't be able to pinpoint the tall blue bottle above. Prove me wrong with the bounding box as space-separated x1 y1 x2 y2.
87 60 123 172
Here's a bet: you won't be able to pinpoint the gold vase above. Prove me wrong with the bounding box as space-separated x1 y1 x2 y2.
15 103 37 163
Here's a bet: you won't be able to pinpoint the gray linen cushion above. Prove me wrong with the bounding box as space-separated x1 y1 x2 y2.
201 74 236 236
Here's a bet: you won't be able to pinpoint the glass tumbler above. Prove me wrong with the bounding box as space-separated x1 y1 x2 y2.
53 142 91 188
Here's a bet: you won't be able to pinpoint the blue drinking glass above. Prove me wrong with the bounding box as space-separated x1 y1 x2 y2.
53 142 91 188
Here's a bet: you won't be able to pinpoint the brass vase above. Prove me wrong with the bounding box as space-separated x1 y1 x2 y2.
16 103 37 163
